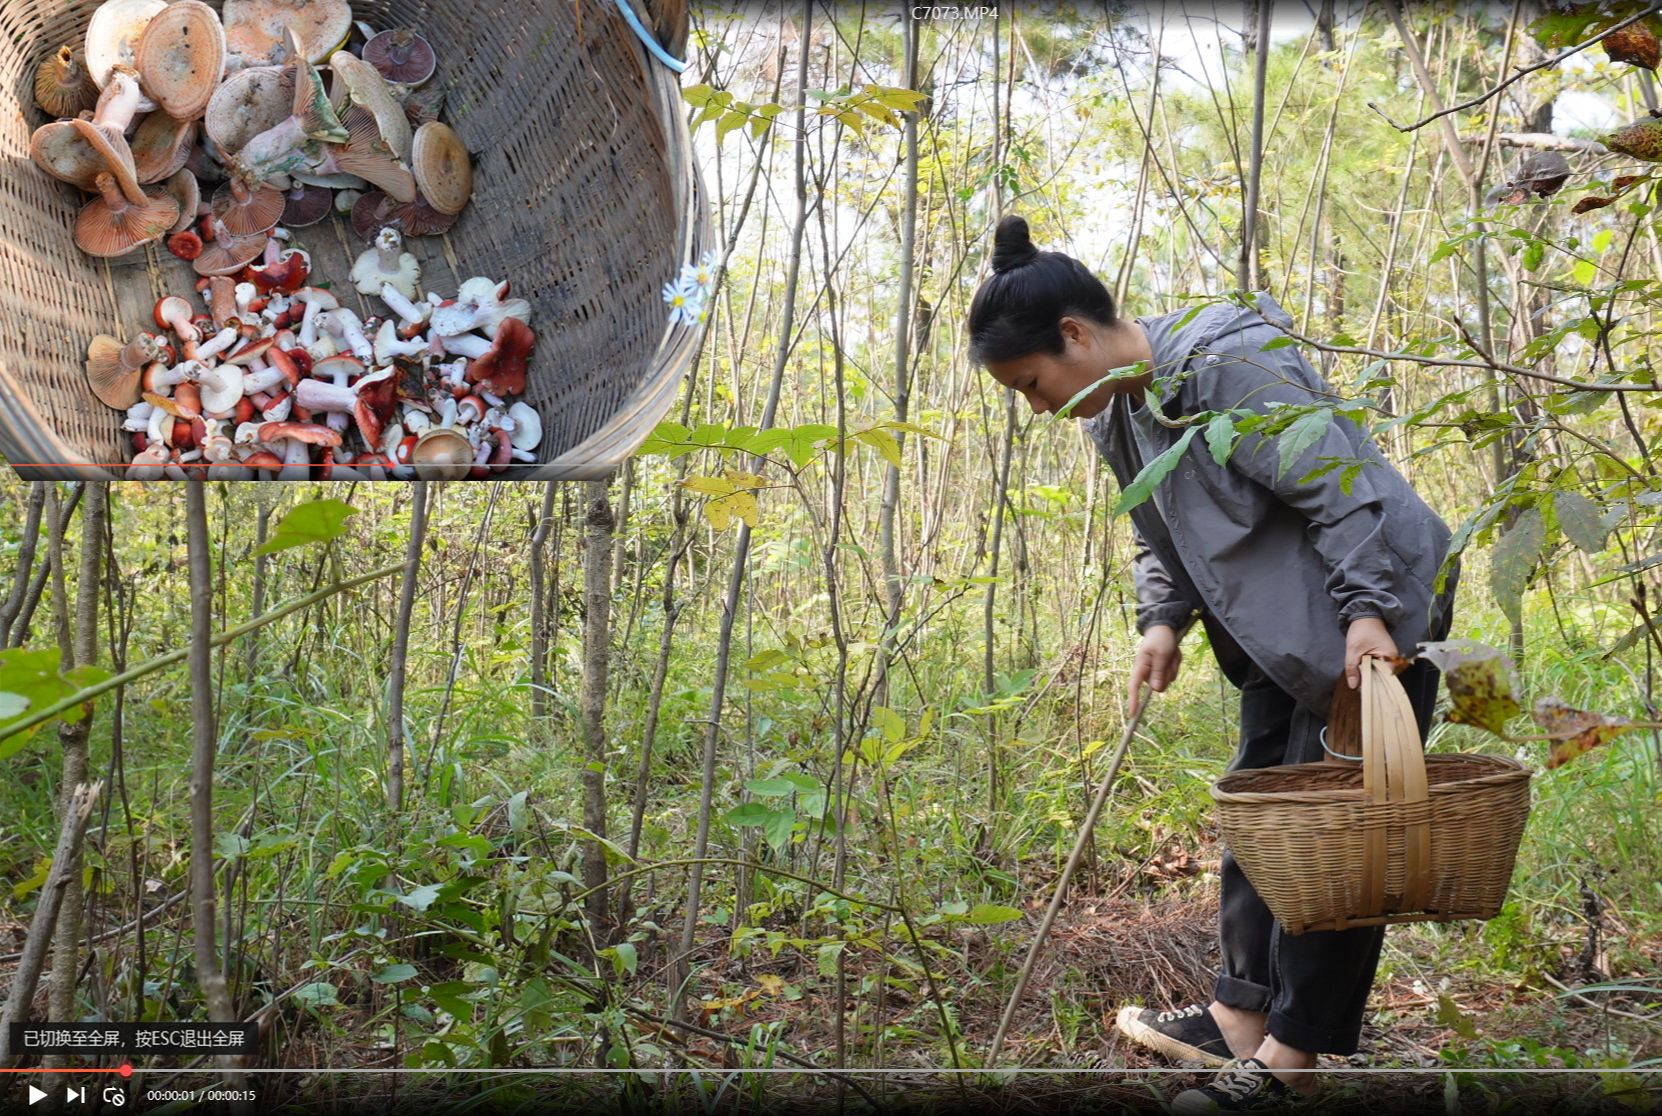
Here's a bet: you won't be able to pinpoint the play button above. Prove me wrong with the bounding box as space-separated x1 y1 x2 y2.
27 1085 47 1105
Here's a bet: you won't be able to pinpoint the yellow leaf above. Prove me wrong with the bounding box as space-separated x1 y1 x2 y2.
757 974 784 995
723 469 766 489
683 475 736 497
707 490 759 529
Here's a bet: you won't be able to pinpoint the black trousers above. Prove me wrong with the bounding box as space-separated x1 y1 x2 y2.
1212 659 1443 1056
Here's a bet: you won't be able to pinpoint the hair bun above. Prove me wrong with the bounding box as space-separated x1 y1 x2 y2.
991 214 1039 274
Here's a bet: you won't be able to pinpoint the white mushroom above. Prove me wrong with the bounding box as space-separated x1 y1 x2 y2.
351 227 421 301
508 402 542 453
375 318 429 363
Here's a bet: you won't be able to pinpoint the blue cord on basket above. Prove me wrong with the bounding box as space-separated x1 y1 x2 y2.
613 0 688 73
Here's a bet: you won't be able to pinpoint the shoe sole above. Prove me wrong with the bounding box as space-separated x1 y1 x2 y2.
1112 1006 1231 1068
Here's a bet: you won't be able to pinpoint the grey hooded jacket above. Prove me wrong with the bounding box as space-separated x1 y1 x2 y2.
1081 292 1457 716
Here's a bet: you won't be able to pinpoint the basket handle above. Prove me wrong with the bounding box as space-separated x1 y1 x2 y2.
1359 657 1432 915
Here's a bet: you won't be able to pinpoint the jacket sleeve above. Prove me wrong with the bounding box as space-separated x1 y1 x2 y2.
1131 519 1203 635
1192 345 1403 630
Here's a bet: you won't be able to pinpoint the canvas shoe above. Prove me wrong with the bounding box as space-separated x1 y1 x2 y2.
1171 1057 1309 1113
1112 1002 1232 1067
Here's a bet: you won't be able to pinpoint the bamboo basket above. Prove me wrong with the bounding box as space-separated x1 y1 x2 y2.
0 0 710 480
1210 658 1532 935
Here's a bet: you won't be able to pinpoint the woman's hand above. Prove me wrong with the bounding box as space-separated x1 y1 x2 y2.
1344 616 1398 689
1129 625 1181 714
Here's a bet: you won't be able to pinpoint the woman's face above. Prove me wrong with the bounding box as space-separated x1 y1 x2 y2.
983 316 1116 419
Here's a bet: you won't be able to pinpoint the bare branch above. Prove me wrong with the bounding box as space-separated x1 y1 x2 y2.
1370 4 1662 134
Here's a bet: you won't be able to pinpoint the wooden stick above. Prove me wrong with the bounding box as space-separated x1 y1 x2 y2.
986 688 1149 1067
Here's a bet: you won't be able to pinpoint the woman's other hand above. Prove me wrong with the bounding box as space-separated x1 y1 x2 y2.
1344 616 1397 689
1130 624 1181 714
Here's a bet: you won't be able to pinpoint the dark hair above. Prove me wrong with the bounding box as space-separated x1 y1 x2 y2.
967 215 1117 364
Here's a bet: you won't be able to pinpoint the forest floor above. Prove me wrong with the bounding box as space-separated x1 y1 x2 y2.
91 836 1642 1115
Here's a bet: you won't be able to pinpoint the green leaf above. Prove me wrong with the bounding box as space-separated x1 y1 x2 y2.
293 982 339 1008
1276 410 1333 480
256 499 357 555
966 903 1023 925
1204 414 1236 466
1112 427 1198 517
724 802 771 826
872 705 905 743
854 428 902 467
762 808 796 851
373 964 418 984
611 941 638 976
1553 491 1608 554
743 777 796 797
396 883 444 912
817 940 846 977
0 648 97 757
1258 335 1297 351
1490 507 1545 629
1436 994 1479 1040
214 833 249 860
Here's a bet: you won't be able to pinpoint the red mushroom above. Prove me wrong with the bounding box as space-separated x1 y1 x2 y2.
257 421 343 447
464 317 534 398
246 249 311 294
166 229 203 260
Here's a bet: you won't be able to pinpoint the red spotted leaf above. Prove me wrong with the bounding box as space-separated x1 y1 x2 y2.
1613 174 1649 191
1416 640 1523 736
1572 195 1616 214
1532 697 1635 768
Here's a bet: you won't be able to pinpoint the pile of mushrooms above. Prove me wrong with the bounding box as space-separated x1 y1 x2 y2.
27 0 537 480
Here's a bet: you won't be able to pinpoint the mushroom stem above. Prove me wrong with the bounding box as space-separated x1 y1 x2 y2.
379 282 427 325
93 71 143 135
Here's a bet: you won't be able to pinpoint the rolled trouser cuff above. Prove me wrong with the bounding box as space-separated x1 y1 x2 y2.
1267 1007 1363 1056
1214 973 1272 1013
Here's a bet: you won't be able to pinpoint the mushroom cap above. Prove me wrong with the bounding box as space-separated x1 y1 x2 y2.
130 111 198 184
362 29 436 86
204 65 292 152
198 366 245 416
212 178 285 236
350 189 392 240
223 0 352 70
85 0 168 109
411 427 474 481
381 191 458 238
330 51 413 163
86 334 143 409
160 168 202 233
35 44 99 119
411 122 471 216
29 120 111 190
192 219 268 275
258 420 342 446
291 170 367 189
332 105 416 204
69 114 147 205
465 318 535 398
75 173 180 257
135 0 225 121
281 182 333 226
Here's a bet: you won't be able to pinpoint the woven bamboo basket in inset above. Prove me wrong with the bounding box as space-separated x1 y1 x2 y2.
0 0 709 480
1210 658 1532 935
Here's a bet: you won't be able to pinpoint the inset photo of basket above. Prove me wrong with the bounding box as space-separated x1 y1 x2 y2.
0 0 710 480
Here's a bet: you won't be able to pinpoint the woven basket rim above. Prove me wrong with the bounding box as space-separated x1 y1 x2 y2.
1210 752 1531 805
0 1 711 481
